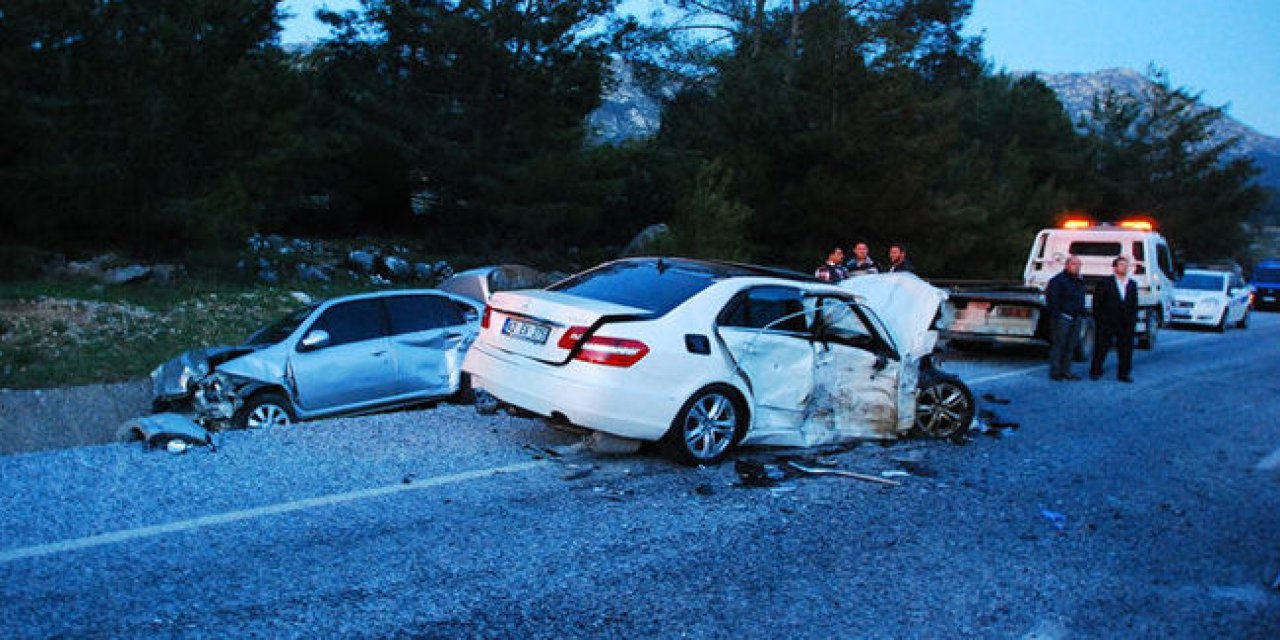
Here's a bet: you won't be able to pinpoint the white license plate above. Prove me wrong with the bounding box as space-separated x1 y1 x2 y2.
502 318 551 344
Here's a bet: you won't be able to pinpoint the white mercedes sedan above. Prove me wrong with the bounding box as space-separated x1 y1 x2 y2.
462 258 973 465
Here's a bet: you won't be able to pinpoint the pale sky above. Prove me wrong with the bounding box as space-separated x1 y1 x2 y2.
280 0 1280 136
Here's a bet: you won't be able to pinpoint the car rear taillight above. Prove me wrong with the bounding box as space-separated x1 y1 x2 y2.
575 336 650 367
481 305 492 329
557 326 590 350
557 325 649 367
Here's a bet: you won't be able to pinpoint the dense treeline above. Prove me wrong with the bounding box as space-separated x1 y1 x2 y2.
0 0 1266 277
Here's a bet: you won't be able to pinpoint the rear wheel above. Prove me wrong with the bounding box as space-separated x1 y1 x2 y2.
1072 318 1095 362
913 370 974 440
1137 312 1159 350
660 386 745 466
233 392 294 429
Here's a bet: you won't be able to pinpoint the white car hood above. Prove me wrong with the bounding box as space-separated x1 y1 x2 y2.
1173 289 1223 303
840 273 946 359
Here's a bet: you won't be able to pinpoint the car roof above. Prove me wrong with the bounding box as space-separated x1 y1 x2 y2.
320 288 482 308
610 257 820 283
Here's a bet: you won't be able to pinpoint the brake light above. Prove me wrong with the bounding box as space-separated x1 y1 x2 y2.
557 326 590 349
481 305 493 329
575 336 650 367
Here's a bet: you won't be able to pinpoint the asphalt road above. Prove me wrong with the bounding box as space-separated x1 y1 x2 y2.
2 314 1278 638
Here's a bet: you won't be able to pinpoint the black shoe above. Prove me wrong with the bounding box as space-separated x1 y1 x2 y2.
1063 374 1082 381
1050 374 1063 381
1118 375 1133 383
1089 372 1101 381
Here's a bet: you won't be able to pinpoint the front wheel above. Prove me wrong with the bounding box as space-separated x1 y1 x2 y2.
660 386 746 466
1236 309 1250 329
914 370 974 440
233 392 295 429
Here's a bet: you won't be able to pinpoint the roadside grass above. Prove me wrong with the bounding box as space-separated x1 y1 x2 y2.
0 280 380 390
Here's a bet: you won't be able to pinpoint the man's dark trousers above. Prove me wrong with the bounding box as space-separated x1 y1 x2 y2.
1091 321 1133 378
1049 315 1079 378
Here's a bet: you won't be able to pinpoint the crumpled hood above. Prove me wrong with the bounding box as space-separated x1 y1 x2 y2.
840 273 947 358
151 345 259 400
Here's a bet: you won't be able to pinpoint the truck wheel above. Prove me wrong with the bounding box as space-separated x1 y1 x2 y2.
1072 318 1095 363
1137 313 1158 350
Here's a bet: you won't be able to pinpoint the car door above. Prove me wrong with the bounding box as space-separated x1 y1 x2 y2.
384 294 474 396
289 298 395 412
1229 275 1250 321
808 295 904 440
715 286 816 445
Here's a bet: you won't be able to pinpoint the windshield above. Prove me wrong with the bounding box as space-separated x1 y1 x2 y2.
549 259 719 315
1254 266 1280 283
1176 273 1226 292
245 305 316 346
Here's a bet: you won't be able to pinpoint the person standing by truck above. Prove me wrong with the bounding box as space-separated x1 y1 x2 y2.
1090 256 1139 382
1045 255 1087 381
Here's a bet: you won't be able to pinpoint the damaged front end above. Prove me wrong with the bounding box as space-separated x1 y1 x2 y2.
149 346 256 413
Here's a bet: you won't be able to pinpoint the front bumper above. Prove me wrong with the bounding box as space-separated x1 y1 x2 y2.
463 343 684 442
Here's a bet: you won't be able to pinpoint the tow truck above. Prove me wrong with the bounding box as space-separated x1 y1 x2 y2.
941 215 1177 359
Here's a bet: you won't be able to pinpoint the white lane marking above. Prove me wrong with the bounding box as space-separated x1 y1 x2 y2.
1256 446 1280 471
0 460 547 565
968 364 1047 385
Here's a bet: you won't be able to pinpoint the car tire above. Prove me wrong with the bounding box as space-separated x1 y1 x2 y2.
659 385 746 466
1236 309 1249 329
233 392 295 429
448 373 477 405
1072 318 1095 363
1213 311 1227 333
1137 313 1158 350
913 369 974 440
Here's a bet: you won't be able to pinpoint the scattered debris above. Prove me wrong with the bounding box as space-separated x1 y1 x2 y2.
970 408 1020 438
734 459 789 487
1040 509 1068 533
980 392 1012 405
880 470 912 478
561 464 596 481
118 413 211 451
785 461 902 486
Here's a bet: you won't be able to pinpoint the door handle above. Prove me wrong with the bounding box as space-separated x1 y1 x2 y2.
371 350 387 356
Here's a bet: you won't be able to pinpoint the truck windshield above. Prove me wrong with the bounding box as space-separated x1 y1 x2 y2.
1068 241 1122 256
1176 274 1226 292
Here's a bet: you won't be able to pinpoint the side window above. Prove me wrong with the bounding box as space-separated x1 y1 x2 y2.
1157 244 1174 277
719 286 808 333
814 297 875 348
385 295 466 336
309 299 386 347
1131 241 1145 261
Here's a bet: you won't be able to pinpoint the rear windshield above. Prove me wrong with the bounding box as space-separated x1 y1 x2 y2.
1254 266 1280 283
1176 273 1226 292
549 260 719 315
1069 241 1123 257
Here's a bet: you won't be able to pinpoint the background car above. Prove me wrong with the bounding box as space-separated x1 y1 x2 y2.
1251 258 1280 311
463 258 973 465
153 290 483 428
1169 269 1251 332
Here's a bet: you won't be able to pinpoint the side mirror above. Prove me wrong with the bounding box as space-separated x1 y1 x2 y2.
299 329 330 352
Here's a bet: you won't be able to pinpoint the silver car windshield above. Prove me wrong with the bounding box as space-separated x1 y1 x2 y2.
245 305 317 346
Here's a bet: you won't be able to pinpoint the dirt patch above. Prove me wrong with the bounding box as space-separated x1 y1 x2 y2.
0 379 151 455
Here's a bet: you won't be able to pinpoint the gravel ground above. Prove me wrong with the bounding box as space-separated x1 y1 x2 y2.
0 379 151 454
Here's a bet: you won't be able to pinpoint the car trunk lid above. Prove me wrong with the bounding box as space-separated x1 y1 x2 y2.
482 290 651 364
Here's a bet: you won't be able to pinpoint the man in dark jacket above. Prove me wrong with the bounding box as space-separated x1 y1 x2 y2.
814 246 848 283
1044 255 1087 380
887 243 915 274
1090 256 1139 382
